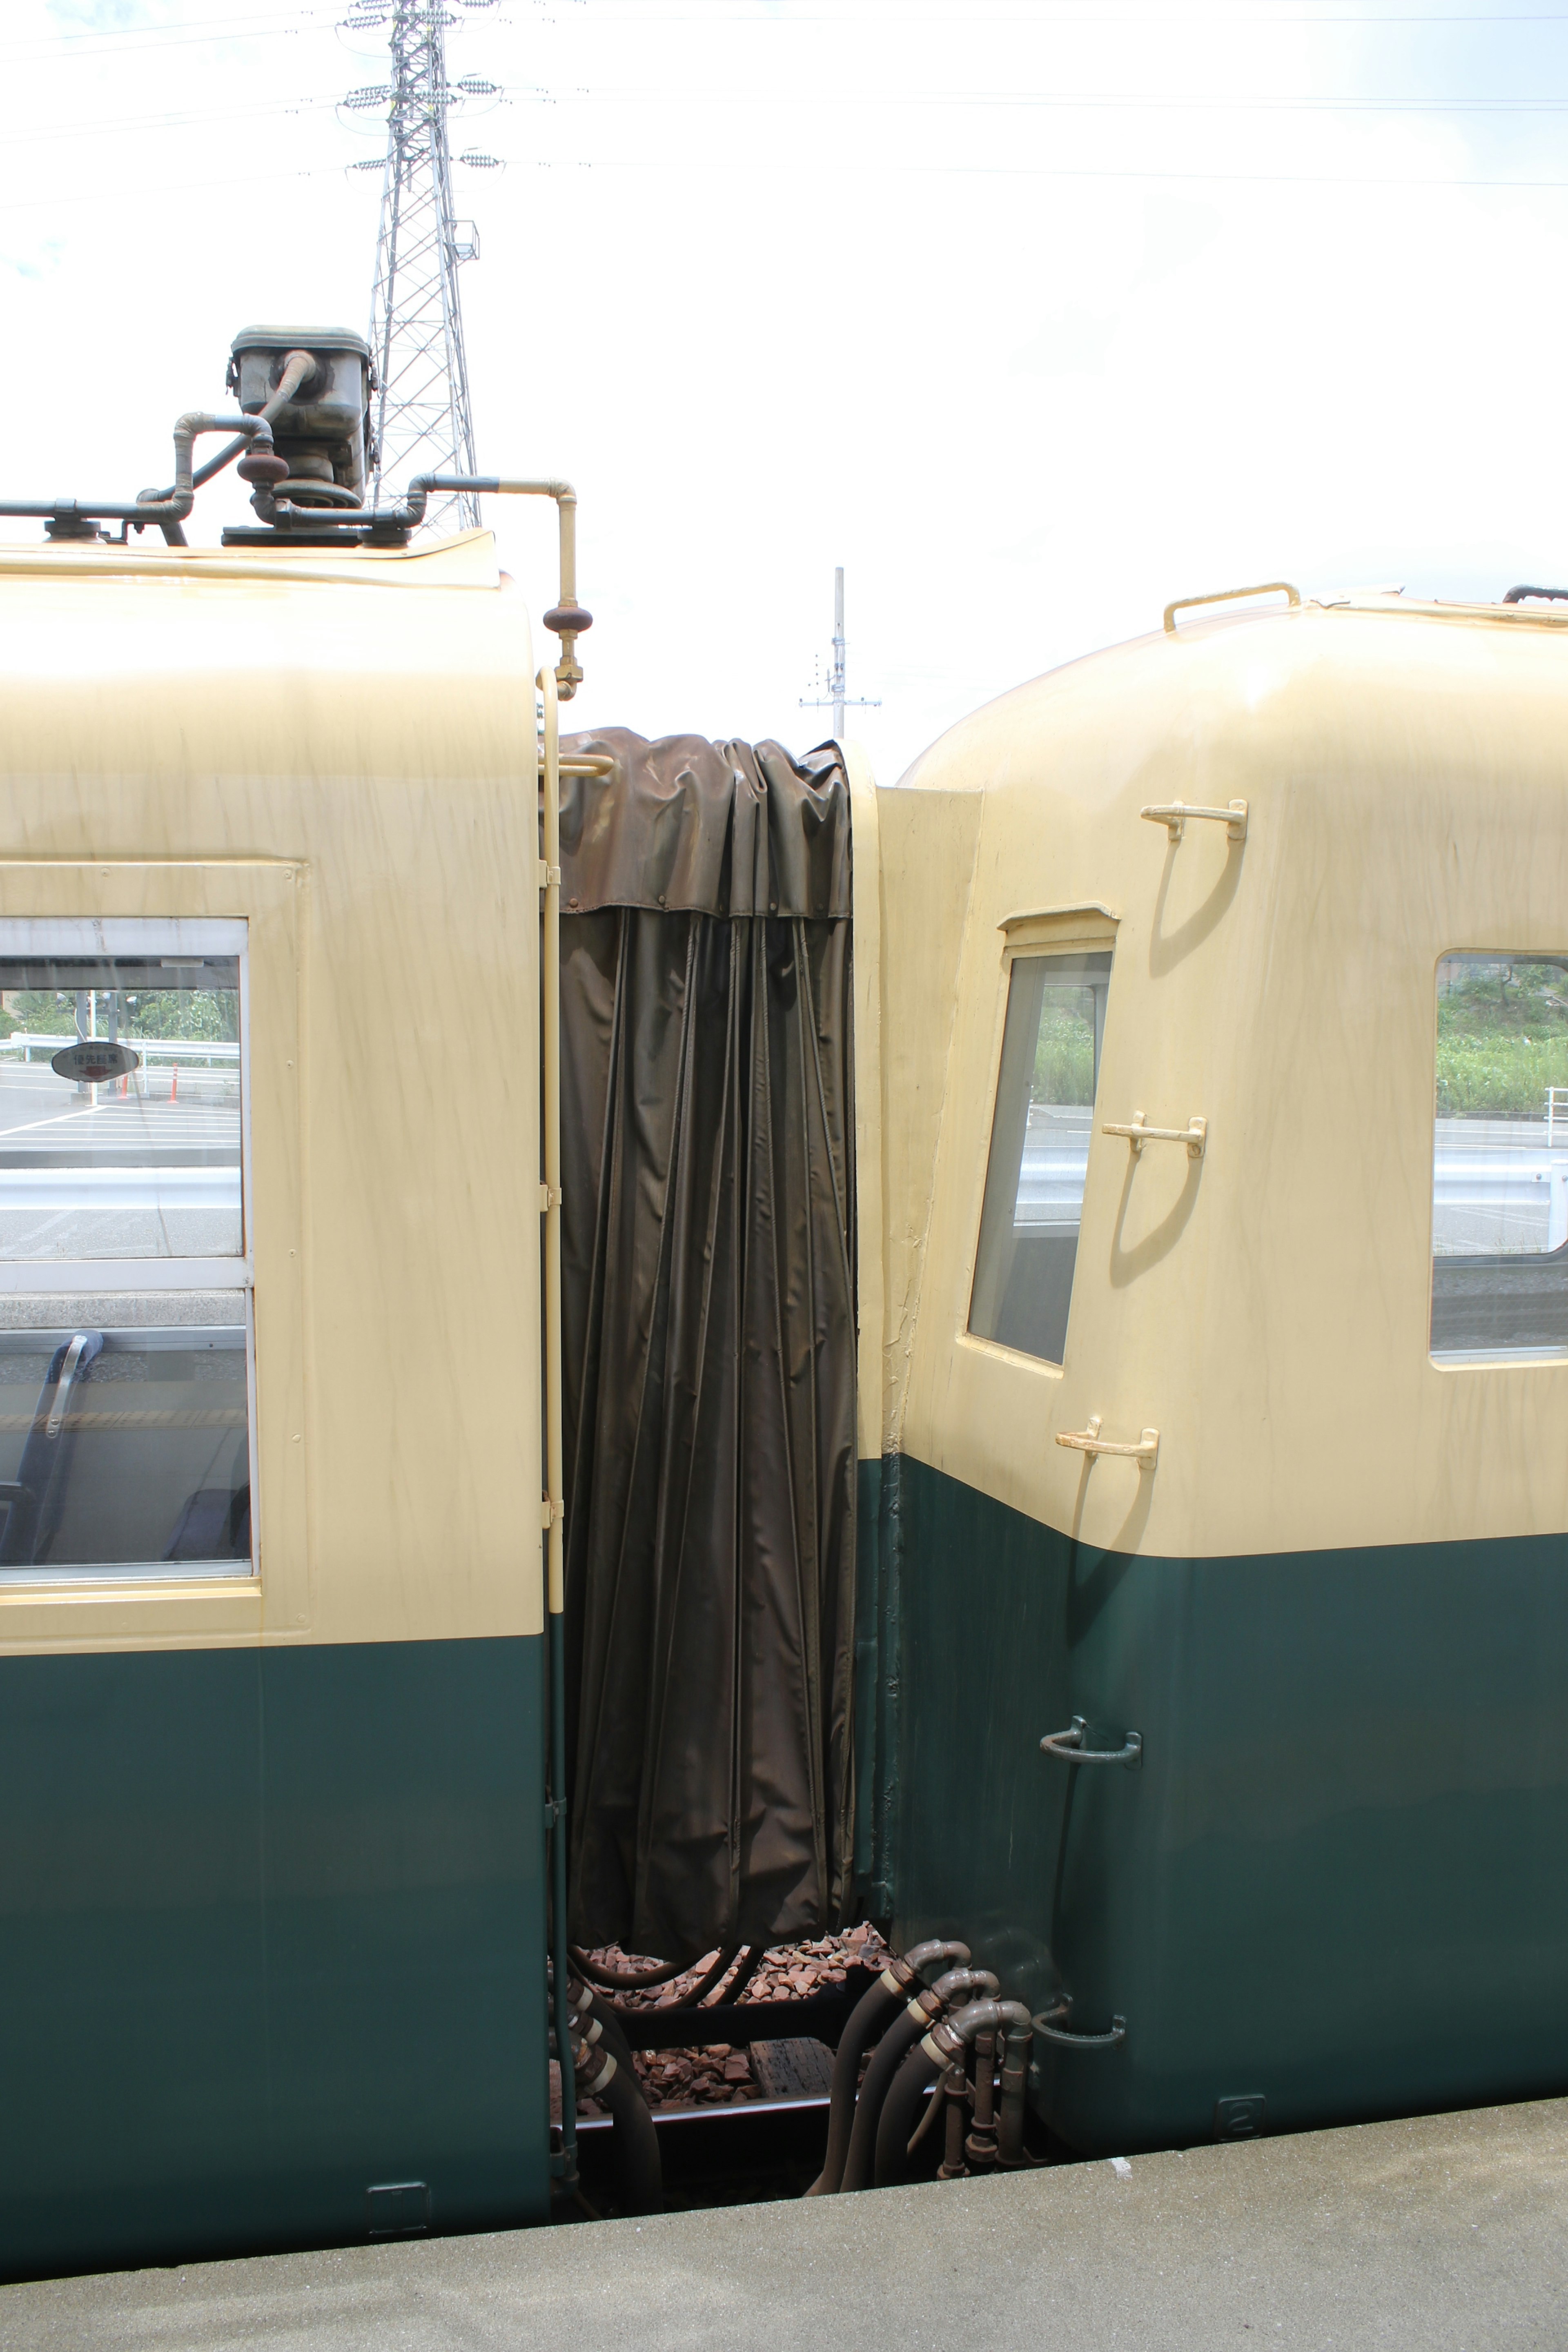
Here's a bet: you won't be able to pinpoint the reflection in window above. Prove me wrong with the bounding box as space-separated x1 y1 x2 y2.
0 922 253 1580
1430 953 1568 1359
0 948 241 1262
0 1297 250 1581
969 951 1112 1365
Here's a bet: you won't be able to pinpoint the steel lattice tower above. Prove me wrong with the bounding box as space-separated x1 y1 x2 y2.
350 0 486 536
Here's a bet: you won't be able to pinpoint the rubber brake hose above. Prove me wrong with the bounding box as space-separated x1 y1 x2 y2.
570 2029 664 2217
836 1965 997 2195
806 1939 971 2198
599 2060 664 2216
872 2042 943 2187
569 1944 690 1991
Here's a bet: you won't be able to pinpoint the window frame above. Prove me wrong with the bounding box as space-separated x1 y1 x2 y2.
959 905 1120 1377
0 864 306 1648
1428 944 1568 1370
0 915 257 1584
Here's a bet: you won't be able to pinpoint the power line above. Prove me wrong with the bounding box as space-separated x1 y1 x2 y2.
0 7 339 61
524 85 1568 109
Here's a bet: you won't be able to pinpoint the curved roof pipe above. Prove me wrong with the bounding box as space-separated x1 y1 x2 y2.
0 413 278 548
255 471 593 697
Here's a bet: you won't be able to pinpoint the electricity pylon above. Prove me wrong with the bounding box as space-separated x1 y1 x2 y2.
343 0 499 536
800 567 880 742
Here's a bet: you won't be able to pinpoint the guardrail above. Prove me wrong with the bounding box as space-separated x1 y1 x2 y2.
0 1034 238 1068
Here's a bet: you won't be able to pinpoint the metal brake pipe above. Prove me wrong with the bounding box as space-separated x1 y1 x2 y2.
806 1938 971 2198
413 475 590 698
835 1965 999 2196
871 1995 1037 2189
259 472 593 698
0 412 277 547
541 664 576 2200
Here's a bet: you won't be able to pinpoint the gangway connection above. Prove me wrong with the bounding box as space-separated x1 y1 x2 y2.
551 1929 1060 2222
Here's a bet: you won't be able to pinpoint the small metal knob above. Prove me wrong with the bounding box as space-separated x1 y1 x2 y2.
543 602 593 637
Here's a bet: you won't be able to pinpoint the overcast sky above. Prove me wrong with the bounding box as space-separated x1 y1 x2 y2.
6 0 1568 780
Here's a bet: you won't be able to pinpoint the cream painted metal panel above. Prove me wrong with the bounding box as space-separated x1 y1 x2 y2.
871 786 983 1457
844 741 884 1463
892 599 1568 1559
0 534 541 1650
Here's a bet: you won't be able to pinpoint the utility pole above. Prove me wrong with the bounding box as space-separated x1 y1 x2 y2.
343 0 500 537
800 566 880 742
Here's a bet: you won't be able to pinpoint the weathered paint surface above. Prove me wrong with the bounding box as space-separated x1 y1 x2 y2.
875 1452 1568 2154
0 1633 548 2281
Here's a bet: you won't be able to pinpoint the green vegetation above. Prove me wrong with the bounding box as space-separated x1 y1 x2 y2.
1437 958 1568 1119
0 989 237 1044
1032 993 1096 1107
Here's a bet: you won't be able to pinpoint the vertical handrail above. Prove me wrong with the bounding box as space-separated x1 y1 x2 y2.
539 662 576 2192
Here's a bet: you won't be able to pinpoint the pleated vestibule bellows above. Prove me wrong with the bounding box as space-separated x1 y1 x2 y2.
555 731 856 1962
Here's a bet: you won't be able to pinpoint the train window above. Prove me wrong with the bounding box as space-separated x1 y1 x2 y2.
969 949 1112 1364
1430 952 1568 1361
0 921 254 1580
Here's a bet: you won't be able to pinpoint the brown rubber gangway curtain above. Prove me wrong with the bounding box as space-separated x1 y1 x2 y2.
555 728 857 1963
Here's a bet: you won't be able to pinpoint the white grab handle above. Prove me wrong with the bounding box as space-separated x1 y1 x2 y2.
1056 1415 1160 1471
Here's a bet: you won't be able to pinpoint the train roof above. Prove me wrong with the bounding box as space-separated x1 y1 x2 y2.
898 590 1568 804
0 524 503 595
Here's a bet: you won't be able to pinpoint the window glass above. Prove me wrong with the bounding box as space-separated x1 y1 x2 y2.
0 922 253 1580
1430 953 1568 1359
969 950 1112 1365
0 1296 250 1580
0 948 241 1261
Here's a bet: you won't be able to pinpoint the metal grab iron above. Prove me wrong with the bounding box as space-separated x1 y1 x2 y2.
1162 580 1300 632
1033 2002 1128 2050
1102 1111 1207 1160
1139 798 1249 844
1039 1715 1142 1770
1055 1416 1160 1470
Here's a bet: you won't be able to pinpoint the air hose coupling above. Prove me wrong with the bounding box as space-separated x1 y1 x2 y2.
568 2026 617 2103
877 1938 973 1998
905 1964 1000 2029
920 1994 1032 2067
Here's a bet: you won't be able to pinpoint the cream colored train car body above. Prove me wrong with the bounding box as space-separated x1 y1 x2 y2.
854 594 1568 2149
0 532 549 2267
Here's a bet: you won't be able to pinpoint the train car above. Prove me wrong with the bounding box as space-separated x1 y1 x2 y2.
856 579 1568 2153
0 497 552 2272
5 326 1568 2276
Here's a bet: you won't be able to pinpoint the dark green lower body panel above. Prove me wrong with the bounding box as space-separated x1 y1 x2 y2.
865 1452 1568 2155
0 1634 548 2281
